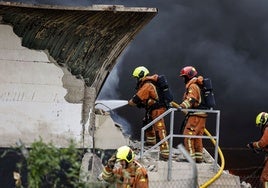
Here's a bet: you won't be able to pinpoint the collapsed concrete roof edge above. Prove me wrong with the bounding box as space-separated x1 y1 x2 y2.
0 1 157 96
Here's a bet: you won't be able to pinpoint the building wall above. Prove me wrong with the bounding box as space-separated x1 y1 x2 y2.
0 24 90 148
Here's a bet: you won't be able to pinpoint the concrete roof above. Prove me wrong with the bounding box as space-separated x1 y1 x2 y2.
0 2 157 95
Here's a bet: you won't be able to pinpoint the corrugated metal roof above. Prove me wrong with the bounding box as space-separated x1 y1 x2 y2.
0 2 157 95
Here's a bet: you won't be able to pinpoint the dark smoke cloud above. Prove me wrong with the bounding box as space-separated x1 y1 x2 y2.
110 0 268 148
4 0 268 148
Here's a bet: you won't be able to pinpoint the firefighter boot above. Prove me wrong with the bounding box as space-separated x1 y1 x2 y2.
160 143 169 160
195 152 203 163
158 130 169 160
195 136 204 163
145 127 156 146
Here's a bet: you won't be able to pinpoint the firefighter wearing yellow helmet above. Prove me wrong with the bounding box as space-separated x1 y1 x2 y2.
132 66 150 80
101 146 149 188
128 66 169 160
247 112 268 188
256 112 268 127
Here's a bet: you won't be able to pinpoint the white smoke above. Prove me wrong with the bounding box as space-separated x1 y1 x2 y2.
98 46 130 99
97 47 133 136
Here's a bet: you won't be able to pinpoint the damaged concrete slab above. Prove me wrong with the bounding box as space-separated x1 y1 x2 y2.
0 2 157 147
0 2 157 95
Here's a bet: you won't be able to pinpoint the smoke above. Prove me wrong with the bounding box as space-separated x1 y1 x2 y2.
98 48 129 100
4 0 268 147
110 112 132 137
98 67 120 99
113 0 268 147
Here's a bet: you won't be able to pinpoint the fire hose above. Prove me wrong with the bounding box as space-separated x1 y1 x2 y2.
170 101 225 188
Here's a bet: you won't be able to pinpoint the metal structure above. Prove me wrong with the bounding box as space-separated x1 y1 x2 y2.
140 108 221 181
178 143 198 188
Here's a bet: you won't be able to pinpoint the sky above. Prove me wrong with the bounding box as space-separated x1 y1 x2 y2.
4 0 268 170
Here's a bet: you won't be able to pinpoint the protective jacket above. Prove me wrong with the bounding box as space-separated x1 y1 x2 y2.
130 74 162 110
252 125 268 151
179 76 207 163
128 74 169 159
180 76 207 116
251 123 268 185
102 160 149 188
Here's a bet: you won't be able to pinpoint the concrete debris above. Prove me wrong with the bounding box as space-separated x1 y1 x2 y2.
146 164 156 172
241 181 252 188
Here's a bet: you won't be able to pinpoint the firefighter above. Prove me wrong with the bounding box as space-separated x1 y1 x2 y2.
128 66 169 160
247 112 268 188
102 145 149 188
178 66 207 163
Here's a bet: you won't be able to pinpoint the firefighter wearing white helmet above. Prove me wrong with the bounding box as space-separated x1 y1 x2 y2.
101 146 148 188
247 112 268 187
128 66 170 160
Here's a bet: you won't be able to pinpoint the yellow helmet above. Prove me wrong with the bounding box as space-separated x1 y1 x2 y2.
256 112 268 127
132 66 149 79
116 146 135 163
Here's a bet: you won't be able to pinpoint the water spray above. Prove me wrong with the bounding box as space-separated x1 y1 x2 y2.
95 99 131 136
95 100 128 111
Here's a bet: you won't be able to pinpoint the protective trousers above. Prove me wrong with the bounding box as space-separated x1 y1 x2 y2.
145 107 169 159
261 157 268 188
183 115 206 163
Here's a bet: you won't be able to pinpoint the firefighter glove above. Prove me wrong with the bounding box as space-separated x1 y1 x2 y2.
107 154 117 169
